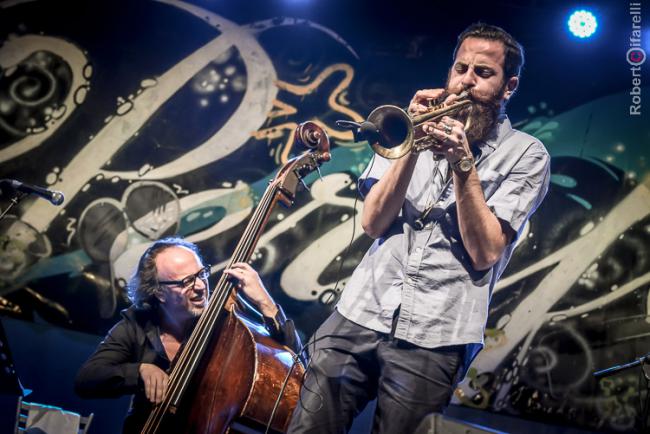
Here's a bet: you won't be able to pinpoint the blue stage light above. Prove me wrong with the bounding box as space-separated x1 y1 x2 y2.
568 10 598 38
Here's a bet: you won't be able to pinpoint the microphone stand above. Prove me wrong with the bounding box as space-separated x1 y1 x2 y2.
593 353 650 431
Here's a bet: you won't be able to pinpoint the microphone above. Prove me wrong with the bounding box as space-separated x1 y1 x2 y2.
1 179 65 205
336 120 381 144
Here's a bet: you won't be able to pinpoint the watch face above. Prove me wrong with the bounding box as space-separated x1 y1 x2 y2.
460 158 473 172
459 157 474 172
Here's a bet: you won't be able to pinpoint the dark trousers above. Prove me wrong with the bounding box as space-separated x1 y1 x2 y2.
287 310 465 434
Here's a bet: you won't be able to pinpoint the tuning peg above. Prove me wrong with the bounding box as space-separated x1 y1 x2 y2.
318 151 332 163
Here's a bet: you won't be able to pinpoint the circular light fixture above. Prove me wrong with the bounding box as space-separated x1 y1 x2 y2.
568 10 598 38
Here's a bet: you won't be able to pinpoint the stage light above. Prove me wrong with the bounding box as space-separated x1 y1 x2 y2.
568 9 598 38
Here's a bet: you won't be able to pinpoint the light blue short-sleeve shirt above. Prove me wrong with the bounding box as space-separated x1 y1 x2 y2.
337 116 551 369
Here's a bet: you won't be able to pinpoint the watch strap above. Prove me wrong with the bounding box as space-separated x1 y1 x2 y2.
452 154 475 173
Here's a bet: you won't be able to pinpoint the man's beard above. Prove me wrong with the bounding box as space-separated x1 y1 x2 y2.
188 305 204 317
188 296 208 317
441 85 505 145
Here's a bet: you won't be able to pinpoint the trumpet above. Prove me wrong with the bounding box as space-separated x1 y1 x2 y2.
366 91 472 159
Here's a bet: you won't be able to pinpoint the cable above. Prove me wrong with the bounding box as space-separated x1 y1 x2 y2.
331 155 375 297
265 352 302 434
267 156 377 430
263 331 345 432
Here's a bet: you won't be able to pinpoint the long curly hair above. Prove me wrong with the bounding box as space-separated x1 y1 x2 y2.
127 237 203 310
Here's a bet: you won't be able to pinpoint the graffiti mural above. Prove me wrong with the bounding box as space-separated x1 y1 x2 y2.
0 0 648 432
0 0 369 331
454 93 650 431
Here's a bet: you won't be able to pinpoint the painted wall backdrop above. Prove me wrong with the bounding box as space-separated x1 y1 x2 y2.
0 0 648 432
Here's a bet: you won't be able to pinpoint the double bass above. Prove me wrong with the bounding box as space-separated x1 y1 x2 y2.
141 122 331 433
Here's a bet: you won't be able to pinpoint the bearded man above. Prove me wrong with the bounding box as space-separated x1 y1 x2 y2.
288 23 551 434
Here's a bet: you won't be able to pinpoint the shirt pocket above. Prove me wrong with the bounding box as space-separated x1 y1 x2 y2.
478 168 505 199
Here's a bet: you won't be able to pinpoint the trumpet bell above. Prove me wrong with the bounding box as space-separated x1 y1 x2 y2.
366 105 414 159
364 91 472 160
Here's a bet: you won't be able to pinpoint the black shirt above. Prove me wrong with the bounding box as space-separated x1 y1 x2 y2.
74 305 302 433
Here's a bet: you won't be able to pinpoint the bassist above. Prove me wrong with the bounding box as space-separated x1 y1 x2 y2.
74 237 301 433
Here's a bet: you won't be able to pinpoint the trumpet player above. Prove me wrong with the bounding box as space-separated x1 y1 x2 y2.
289 23 550 434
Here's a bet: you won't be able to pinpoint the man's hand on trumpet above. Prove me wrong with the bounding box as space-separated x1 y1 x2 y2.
422 115 471 164
408 88 446 115
408 88 471 164
408 88 466 115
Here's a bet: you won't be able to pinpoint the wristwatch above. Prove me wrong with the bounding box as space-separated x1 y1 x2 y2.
452 154 475 174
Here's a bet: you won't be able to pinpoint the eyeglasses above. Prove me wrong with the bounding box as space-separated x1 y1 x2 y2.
158 265 211 291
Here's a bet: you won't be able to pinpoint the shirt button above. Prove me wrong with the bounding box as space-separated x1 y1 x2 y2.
415 247 422 253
